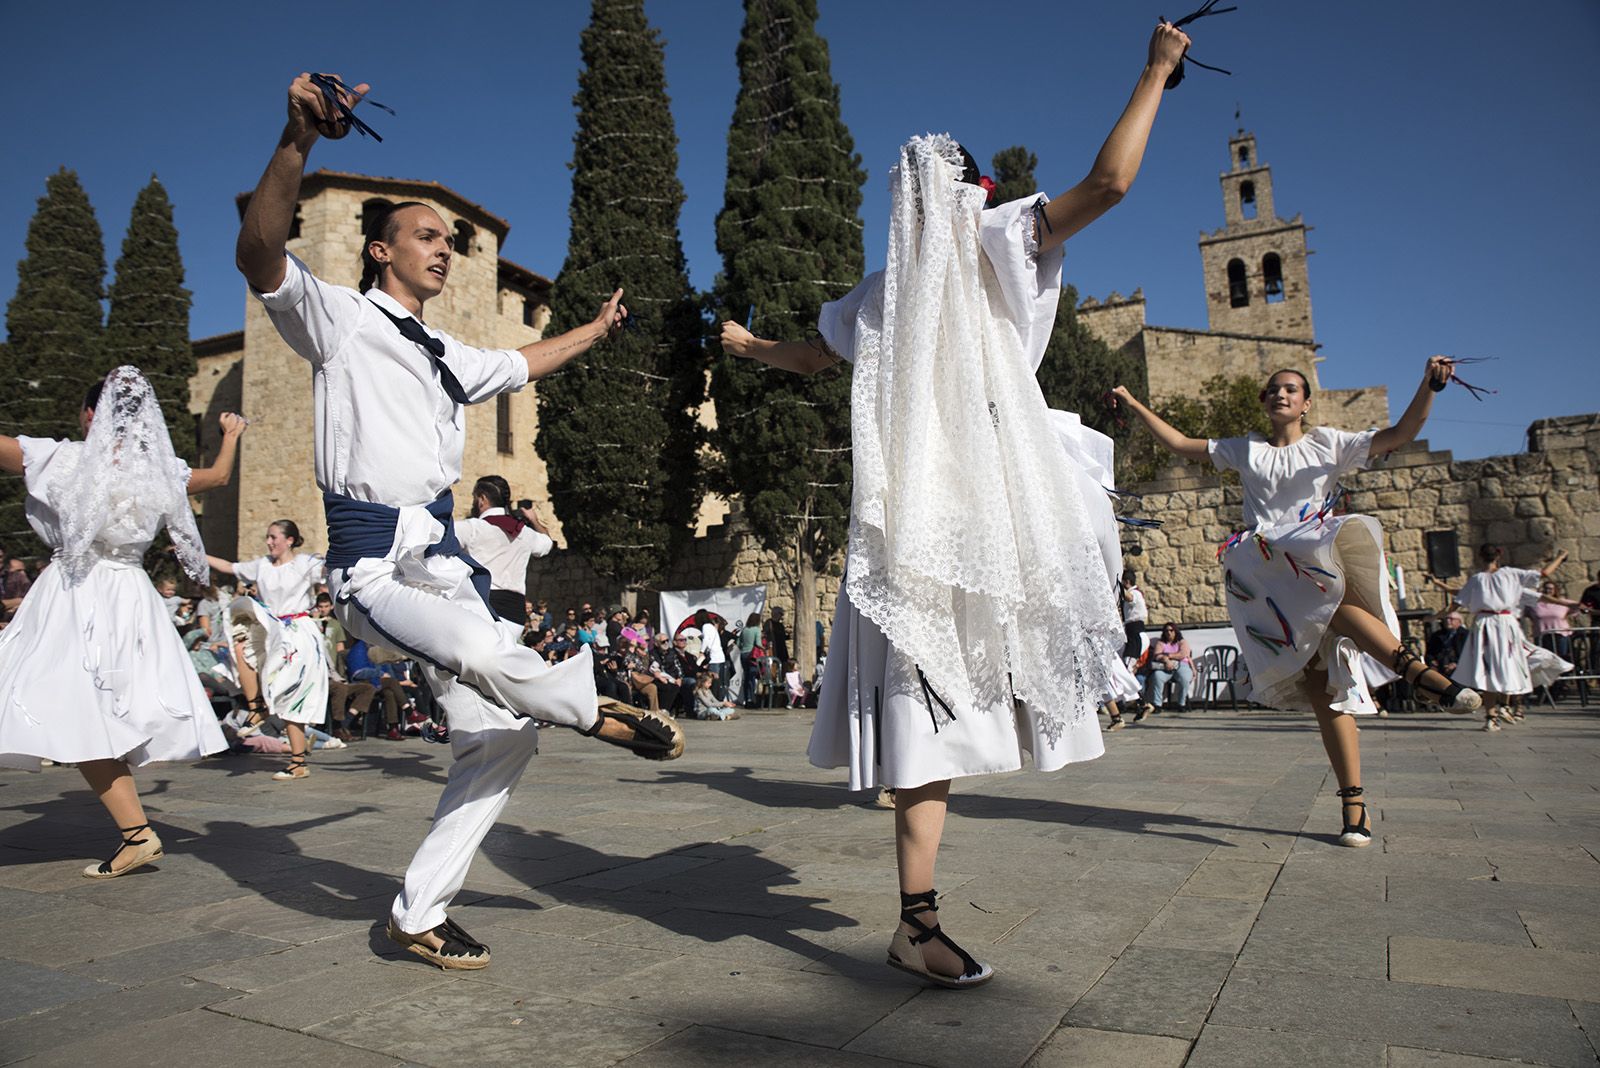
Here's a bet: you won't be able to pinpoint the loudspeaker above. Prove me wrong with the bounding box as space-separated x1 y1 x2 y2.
1424 530 1461 579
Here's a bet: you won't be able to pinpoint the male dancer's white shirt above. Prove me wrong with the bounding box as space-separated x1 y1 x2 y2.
253 252 528 506
457 508 553 596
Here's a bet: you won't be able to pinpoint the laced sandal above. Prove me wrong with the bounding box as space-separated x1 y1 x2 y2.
386 917 490 970
1391 647 1481 713
1335 786 1372 848
1482 712 1502 732
272 752 309 781
83 823 164 879
886 890 994 990
1107 712 1126 731
580 700 685 761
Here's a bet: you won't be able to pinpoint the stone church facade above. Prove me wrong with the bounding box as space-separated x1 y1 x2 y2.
1079 132 1391 433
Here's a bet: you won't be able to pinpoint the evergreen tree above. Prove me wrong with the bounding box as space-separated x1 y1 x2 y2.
989 145 1039 206
104 176 195 459
982 146 1150 479
538 0 705 590
712 0 865 677
1 168 106 549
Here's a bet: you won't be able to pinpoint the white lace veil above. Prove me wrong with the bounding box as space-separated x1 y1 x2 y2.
844 133 1121 744
49 365 208 586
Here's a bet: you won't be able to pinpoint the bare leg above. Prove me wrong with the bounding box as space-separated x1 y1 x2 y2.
1328 601 1476 708
1303 669 1370 837
78 759 148 829
78 759 163 875
233 640 262 717
274 723 310 779
894 780 968 977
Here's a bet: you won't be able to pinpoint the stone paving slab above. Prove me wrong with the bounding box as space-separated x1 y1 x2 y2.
4 704 1600 1065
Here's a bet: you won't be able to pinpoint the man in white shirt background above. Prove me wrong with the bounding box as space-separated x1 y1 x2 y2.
234 71 685 973
455 475 553 627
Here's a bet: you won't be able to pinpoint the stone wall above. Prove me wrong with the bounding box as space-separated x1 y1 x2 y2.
1124 413 1600 626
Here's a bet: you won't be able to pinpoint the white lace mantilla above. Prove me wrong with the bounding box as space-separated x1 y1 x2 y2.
48 366 208 587
844 134 1121 744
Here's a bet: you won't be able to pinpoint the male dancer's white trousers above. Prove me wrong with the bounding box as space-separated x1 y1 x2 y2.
330 551 598 934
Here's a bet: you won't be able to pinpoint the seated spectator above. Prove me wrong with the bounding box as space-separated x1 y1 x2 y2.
622 638 664 712
695 671 740 720
345 638 415 739
2 554 33 619
649 631 696 717
784 660 810 708
1425 609 1468 679
1138 622 1193 716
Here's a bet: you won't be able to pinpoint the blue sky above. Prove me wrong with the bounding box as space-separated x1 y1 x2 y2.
4 1 1597 460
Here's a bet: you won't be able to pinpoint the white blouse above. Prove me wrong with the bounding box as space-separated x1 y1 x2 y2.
1208 427 1377 530
1457 567 1540 615
817 194 1064 370
234 553 324 616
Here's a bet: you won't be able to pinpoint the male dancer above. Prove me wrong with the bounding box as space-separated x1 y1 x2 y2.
237 72 683 970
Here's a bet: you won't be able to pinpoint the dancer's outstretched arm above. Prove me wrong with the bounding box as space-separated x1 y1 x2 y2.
1370 356 1453 456
519 288 628 380
1035 21 1190 253
237 73 368 294
1538 550 1569 579
718 321 839 375
0 437 20 476
188 413 248 495
1109 385 1208 462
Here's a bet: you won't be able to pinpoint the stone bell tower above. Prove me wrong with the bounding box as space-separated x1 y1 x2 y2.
1198 132 1315 342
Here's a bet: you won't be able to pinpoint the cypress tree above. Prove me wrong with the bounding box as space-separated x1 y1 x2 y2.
989 145 1039 207
104 176 195 459
1 168 106 549
712 0 865 677
538 0 705 590
984 146 1149 479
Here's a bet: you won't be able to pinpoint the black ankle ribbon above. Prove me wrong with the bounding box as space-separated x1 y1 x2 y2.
309 73 394 142
1161 1 1238 89
1428 357 1496 401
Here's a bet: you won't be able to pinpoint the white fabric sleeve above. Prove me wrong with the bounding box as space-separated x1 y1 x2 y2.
441 336 531 403
17 437 65 494
232 557 263 584
1507 567 1542 590
978 193 1065 372
302 554 327 583
1328 427 1377 474
1207 436 1247 473
251 253 365 368
454 518 492 559
816 271 883 365
527 529 554 558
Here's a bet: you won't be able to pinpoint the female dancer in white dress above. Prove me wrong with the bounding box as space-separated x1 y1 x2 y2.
208 522 329 780
1113 359 1481 848
0 367 246 877
719 22 1192 990
1433 545 1572 730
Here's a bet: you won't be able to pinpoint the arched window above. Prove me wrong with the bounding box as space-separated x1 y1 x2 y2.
360 197 394 240
496 394 513 454
1263 253 1284 303
1239 180 1256 220
1238 145 1251 167
1227 258 1249 308
453 220 476 257
288 204 303 241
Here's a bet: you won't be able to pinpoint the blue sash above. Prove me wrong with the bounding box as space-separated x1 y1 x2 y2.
322 489 496 617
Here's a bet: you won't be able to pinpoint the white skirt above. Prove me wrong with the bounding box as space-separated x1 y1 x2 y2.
807 581 1106 791
1221 513 1396 715
0 560 227 770
1453 615 1573 695
227 597 330 725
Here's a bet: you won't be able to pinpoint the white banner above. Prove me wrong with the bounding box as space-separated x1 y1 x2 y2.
658 585 768 636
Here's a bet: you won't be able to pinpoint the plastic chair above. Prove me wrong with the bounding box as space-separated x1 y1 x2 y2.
1202 645 1240 711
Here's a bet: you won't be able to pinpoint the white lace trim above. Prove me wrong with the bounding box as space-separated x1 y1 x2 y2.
844 135 1121 746
48 366 208 587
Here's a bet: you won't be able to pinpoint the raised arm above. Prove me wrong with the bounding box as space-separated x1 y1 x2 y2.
1035 22 1190 253
1110 385 1209 462
0 436 21 477
520 288 628 380
1539 549 1569 579
1370 356 1452 456
205 555 237 576
187 413 247 495
718 320 839 376
237 72 368 294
